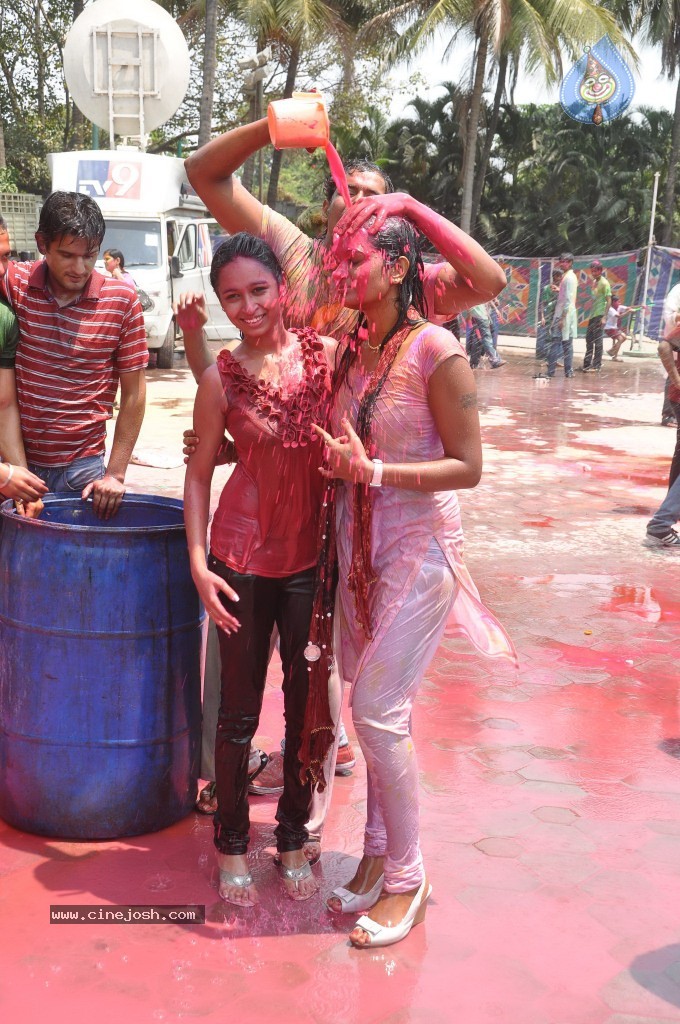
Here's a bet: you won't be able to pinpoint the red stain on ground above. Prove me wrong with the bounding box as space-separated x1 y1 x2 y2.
2 353 680 1024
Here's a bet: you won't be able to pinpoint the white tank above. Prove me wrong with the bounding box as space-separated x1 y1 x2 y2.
63 0 191 146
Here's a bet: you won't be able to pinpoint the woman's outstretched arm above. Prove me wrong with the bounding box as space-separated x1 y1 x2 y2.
184 366 241 634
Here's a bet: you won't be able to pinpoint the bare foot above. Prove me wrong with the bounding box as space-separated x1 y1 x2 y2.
217 853 258 907
273 839 321 866
349 881 428 948
279 849 319 901
326 854 384 913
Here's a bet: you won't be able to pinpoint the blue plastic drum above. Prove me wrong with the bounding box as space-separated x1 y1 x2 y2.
0 494 203 838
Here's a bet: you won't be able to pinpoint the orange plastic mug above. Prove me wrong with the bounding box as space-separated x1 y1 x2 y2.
267 92 330 149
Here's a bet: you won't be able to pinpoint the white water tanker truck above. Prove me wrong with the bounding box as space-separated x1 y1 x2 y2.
49 149 238 368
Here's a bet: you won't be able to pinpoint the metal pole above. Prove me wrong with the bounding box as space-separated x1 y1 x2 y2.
635 170 661 349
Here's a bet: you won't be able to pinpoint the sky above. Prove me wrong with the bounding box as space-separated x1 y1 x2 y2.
390 36 677 118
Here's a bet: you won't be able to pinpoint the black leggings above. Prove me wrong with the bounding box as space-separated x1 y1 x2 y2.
209 555 315 856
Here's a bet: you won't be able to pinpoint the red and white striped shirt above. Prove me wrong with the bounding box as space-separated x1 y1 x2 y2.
3 261 148 466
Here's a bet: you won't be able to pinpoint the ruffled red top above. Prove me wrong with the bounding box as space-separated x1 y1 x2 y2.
210 328 332 578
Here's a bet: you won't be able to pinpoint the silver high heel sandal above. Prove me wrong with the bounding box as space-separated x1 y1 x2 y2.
326 873 384 915
351 878 432 949
218 868 257 907
277 858 318 902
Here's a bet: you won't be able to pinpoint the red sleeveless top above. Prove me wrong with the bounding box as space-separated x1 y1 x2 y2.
210 328 332 577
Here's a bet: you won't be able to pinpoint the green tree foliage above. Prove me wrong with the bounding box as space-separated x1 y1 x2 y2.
635 0 680 243
361 0 633 233
384 93 673 255
0 0 389 200
382 85 467 210
0 0 677 255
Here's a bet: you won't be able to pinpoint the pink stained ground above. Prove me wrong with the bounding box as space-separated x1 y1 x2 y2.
2 340 680 1024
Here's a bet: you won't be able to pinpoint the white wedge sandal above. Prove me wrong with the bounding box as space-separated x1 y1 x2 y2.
350 878 431 949
326 873 384 915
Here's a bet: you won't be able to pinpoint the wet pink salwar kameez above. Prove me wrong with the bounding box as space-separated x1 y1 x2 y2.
332 325 516 893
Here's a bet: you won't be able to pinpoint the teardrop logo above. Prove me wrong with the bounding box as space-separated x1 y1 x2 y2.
560 35 634 124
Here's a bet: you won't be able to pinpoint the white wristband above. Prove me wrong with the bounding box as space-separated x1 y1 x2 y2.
1 462 14 488
369 458 383 488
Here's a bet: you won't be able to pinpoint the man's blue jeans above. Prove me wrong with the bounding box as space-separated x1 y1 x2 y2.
547 329 573 376
647 473 680 537
535 323 550 360
28 454 105 494
468 317 501 368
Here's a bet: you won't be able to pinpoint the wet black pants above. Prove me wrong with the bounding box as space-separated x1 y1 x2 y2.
209 555 314 856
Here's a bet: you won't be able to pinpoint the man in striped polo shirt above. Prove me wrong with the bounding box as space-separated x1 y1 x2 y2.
0 192 148 519
0 214 49 509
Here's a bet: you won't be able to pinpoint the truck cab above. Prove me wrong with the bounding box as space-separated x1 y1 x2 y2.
49 149 239 367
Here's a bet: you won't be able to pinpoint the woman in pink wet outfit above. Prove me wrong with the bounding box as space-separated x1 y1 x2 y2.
315 216 515 949
183 234 335 907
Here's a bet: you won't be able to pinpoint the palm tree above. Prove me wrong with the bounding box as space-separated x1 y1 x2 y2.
198 0 218 147
479 102 672 254
636 0 680 244
333 104 394 162
232 0 353 207
383 83 467 213
362 0 632 234
157 1 216 148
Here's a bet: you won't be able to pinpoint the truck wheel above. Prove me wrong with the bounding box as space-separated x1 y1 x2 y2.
157 323 176 369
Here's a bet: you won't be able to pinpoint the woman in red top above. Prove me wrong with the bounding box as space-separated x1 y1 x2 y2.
182 234 333 906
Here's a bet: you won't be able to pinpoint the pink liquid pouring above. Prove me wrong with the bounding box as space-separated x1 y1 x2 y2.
324 140 352 209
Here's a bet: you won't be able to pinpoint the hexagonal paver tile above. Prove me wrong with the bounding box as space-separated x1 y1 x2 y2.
532 805 580 824
473 837 523 858
587 899 680 943
646 820 680 837
481 717 521 730
479 769 526 787
524 849 601 886
528 745 572 760
579 870 660 902
637 836 680 867
520 780 589 798
600 970 680 1018
624 772 680 796
519 760 586 784
472 747 534 772
429 736 471 753
482 686 532 702
604 1016 680 1023
455 884 531 914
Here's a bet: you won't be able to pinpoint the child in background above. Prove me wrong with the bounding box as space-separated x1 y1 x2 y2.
605 297 635 360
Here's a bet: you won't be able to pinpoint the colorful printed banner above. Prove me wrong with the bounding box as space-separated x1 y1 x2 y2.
495 251 640 336
640 245 680 339
494 258 536 335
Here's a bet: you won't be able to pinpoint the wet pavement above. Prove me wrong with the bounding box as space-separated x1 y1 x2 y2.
2 343 680 1024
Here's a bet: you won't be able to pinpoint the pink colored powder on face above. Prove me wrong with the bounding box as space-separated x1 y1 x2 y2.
329 228 377 309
